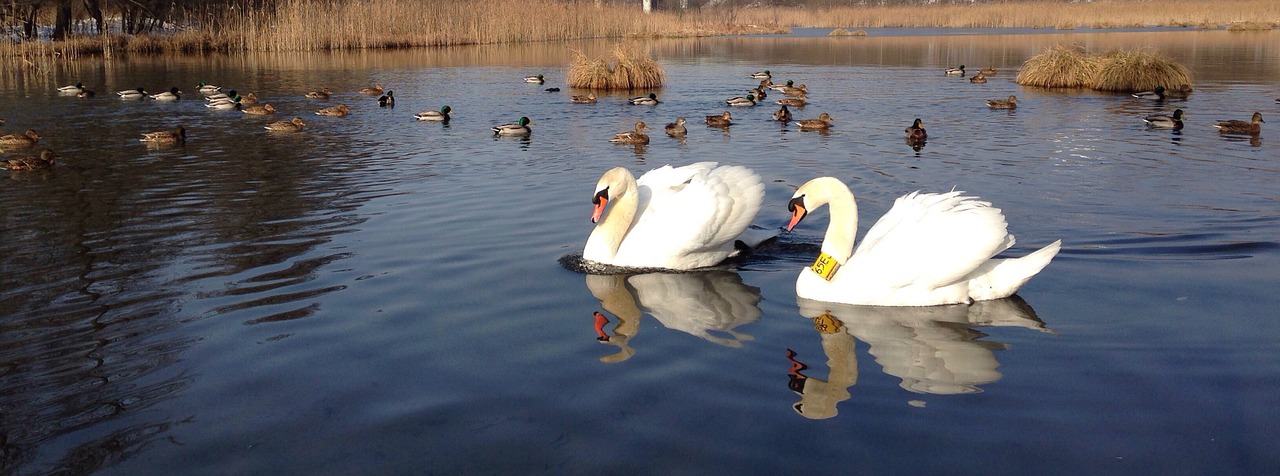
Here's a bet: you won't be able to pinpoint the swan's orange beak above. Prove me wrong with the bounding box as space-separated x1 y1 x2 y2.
786 196 807 231
591 188 609 223
593 311 610 341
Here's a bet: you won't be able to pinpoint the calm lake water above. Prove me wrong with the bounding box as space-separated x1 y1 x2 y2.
2 30 1278 475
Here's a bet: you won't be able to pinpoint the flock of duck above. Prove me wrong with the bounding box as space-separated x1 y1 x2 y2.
1 65 1270 308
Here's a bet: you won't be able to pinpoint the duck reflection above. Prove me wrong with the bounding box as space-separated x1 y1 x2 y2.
586 271 762 363
788 296 1049 418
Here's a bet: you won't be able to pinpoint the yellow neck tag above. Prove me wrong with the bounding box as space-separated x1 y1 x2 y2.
811 252 841 281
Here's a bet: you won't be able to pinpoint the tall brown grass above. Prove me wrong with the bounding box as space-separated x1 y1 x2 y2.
1090 50 1193 92
1017 45 1193 92
568 44 665 90
734 0 1280 29
2 0 1277 58
1015 45 1099 89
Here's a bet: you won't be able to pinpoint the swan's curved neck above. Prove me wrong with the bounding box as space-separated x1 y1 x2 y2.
819 181 858 264
586 173 639 259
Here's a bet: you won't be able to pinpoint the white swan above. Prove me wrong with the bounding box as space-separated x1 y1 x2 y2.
786 177 1061 306
584 162 766 270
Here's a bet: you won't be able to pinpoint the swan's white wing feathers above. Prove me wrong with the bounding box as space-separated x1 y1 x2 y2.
616 163 764 268
849 191 1011 290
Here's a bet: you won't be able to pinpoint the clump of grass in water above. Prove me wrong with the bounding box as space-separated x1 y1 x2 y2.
568 44 665 90
828 28 867 36
1225 21 1275 31
1090 49 1192 93
1015 44 1099 89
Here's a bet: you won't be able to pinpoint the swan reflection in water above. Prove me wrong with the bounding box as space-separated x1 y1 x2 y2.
586 271 763 363
787 296 1051 419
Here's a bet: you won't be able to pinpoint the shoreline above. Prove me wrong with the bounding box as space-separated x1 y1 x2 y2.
2 0 1276 59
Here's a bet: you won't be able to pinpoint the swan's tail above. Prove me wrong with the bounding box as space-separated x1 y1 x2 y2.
966 240 1062 302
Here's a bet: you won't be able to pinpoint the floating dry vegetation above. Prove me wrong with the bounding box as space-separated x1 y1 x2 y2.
828 29 868 37
568 44 665 91
1017 45 1193 93
1090 50 1193 92
1225 22 1276 31
1015 45 1100 89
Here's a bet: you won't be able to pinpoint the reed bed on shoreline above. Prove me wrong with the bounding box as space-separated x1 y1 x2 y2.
741 0 1280 29
1 0 1275 59
0 0 785 58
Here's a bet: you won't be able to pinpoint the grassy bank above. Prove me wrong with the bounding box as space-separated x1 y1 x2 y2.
745 0 1280 29
2 0 1276 58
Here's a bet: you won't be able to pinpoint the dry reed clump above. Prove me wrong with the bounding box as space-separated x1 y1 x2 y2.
1090 49 1193 92
1018 45 1194 93
1015 45 1099 89
828 28 868 37
568 44 665 90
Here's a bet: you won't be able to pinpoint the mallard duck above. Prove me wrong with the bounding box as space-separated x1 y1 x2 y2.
751 70 771 79
240 93 259 106
1132 86 1166 100
776 95 807 107
116 87 147 99
987 95 1018 109
76 89 96 98
665 117 687 137
795 113 834 130
0 129 41 147
705 111 732 127
904 118 927 141
316 104 351 117
378 91 395 108
57 82 85 93
197 82 221 93
752 86 767 100
545 87 560 92
629 93 659 105
1165 84 1193 99
571 93 597 104
1143 109 1184 130
524 74 545 84
1214 112 1264 135
305 88 333 99
205 96 241 110
778 83 808 96
758 78 774 90
265 117 307 132
969 73 987 84
780 84 808 97
609 121 650 145
414 105 451 121
979 67 997 75
242 103 276 115
140 126 187 144
205 89 238 101
360 83 385 95
773 105 792 122
3 149 57 171
493 116 533 136
770 80 795 92
150 87 182 101
726 91 758 107
945 65 966 76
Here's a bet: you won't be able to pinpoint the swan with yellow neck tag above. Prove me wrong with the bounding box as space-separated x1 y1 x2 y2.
786 177 1061 306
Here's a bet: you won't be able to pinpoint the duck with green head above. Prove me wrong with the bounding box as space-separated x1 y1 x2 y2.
415 105 452 122
1143 109 1184 130
493 116 533 136
629 93 659 106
